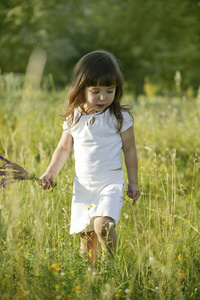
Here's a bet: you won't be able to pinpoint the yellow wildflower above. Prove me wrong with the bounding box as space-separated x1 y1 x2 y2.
55 284 60 292
74 285 81 293
89 249 93 258
48 263 60 272
115 294 120 298
179 272 186 278
178 254 182 260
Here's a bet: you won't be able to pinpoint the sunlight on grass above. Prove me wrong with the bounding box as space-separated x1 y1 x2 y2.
0 84 200 299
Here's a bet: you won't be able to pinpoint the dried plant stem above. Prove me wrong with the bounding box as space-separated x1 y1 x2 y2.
0 155 56 189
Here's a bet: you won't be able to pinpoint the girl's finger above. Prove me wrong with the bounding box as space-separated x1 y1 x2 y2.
132 190 141 205
132 198 137 206
40 179 51 189
126 190 133 199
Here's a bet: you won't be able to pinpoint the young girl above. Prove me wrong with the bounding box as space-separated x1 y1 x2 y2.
41 50 140 262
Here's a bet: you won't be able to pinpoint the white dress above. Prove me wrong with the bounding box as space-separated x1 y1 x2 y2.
63 108 133 234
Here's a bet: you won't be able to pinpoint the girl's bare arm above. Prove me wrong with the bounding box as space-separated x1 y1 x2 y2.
40 131 73 188
121 126 140 205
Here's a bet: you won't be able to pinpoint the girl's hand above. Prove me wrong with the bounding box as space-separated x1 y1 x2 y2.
127 183 140 205
40 172 55 190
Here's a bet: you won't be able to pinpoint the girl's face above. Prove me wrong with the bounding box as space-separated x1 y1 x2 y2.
84 86 116 113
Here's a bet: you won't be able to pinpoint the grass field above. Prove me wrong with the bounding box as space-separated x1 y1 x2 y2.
0 85 200 299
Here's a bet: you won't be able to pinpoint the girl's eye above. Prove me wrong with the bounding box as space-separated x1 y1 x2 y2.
90 90 99 94
107 90 114 94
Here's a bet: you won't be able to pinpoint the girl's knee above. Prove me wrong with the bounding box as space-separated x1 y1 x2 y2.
80 230 95 240
94 217 115 238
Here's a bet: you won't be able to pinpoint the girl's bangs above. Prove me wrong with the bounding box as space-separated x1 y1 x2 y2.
96 71 117 87
86 67 118 87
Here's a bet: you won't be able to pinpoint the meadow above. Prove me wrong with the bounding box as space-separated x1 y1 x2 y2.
0 81 200 299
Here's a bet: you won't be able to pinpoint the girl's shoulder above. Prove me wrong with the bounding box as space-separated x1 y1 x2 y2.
108 108 133 133
63 108 81 132
121 109 132 119
120 111 133 133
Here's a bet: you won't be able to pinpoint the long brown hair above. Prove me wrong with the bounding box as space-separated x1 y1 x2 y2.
62 50 132 131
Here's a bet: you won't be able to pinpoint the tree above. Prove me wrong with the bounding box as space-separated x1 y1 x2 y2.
0 0 200 93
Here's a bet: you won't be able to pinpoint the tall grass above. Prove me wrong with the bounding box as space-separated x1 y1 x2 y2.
0 86 200 299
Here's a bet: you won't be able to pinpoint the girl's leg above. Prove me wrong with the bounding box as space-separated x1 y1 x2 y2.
80 231 98 263
94 216 117 258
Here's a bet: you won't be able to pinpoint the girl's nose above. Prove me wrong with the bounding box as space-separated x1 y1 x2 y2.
99 93 106 101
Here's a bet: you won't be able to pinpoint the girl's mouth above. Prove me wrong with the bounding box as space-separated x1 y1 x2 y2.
97 104 105 108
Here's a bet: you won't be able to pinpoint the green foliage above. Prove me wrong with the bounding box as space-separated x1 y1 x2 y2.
0 0 200 92
0 86 200 299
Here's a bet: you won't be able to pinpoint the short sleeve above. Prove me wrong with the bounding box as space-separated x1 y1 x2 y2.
62 109 81 134
62 119 71 134
120 111 133 133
